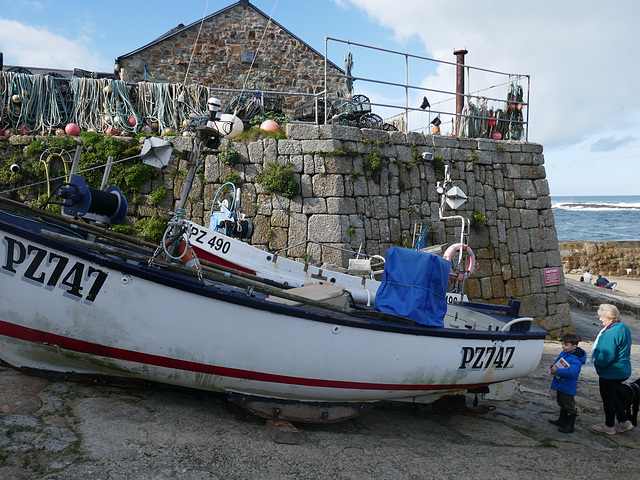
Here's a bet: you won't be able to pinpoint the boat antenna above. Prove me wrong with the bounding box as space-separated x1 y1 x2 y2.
235 0 280 116
182 0 211 88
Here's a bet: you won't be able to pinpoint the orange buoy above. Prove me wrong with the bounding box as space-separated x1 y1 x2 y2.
65 123 80 136
260 119 279 132
158 239 200 269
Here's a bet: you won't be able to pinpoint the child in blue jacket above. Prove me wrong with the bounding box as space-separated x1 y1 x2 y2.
549 333 587 433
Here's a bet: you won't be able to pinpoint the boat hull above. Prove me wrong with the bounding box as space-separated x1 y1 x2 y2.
0 212 545 405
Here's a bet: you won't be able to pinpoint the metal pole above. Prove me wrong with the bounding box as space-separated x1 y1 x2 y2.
100 156 114 191
324 37 328 126
69 145 83 177
525 75 531 141
405 54 409 133
453 49 468 137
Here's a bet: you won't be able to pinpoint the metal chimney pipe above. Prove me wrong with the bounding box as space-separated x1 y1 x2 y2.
453 49 468 136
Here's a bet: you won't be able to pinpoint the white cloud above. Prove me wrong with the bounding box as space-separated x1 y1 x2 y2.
0 18 110 71
339 0 640 195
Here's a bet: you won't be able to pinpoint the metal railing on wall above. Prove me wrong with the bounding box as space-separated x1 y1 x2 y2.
323 37 530 141
2 38 529 141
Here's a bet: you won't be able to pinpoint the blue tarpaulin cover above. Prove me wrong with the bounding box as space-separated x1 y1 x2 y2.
373 247 450 326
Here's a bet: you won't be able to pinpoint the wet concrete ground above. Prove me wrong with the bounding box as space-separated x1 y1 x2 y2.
1 293 639 479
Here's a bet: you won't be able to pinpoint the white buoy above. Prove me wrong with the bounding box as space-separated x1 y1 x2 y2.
213 114 244 139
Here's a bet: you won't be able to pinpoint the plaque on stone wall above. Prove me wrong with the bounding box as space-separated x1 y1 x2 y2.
241 51 255 64
544 267 561 287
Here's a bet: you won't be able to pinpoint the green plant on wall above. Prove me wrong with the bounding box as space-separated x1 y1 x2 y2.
134 215 167 243
77 132 143 188
218 147 240 166
364 150 383 173
471 210 488 227
257 161 299 199
148 185 168 206
222 172 242 187
111 161 157 193
431 154 445 181
363 149 386 183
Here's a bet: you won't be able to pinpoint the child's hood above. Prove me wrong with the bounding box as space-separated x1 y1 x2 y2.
570 347 587 364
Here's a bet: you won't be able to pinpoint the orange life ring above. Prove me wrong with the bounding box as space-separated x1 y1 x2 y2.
443 243 475 281
158 239 201 269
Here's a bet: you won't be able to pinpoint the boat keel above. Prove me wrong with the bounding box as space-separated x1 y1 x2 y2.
228 393 375 424
428 393 496 415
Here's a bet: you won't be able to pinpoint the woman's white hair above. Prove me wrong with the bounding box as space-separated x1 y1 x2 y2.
597 303 620 321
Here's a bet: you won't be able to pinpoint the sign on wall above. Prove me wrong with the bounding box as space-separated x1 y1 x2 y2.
544 267 561 287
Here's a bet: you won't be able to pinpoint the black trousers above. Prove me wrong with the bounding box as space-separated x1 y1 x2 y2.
556 390 576 414
598 377 629 427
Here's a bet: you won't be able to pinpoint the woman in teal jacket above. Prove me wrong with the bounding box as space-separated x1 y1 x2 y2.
590 304 633 435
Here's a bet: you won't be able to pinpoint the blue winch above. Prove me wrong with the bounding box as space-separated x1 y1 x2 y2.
57 174 128 226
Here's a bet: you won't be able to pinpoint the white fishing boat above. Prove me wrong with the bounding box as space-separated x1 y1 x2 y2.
0 100 546 423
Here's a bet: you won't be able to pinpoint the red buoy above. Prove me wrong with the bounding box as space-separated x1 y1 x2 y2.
65 123 81 136
260 119 279 133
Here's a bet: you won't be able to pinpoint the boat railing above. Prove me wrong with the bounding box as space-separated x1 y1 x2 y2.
323 37 530 140
272 239 384 266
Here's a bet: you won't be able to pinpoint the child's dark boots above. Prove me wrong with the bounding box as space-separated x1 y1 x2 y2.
558 413 577 433
549 410 566 426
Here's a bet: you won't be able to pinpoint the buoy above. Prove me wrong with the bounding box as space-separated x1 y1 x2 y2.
4 128 15 137
104 85 111 95
433 125 441 134
162 127 174 136
141 124 153 134
65 123 81 136
151 121 159 131
11 94 21 104
158 239 200 269
113 115 121 125
443 243 476 281
488 115 496 127
17 125 31 135
492 131 502 140
0 127 3 137
105 126 118 135
212 114 244 139
260 119 279 133
55 128 65 136
128 116 137 127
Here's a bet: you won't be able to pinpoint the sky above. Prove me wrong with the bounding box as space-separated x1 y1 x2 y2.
1 0 639 196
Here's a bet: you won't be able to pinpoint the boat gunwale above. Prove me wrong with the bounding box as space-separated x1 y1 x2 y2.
0 211 547 341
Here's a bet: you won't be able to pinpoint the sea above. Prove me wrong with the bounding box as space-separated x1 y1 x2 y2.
552 195 640 242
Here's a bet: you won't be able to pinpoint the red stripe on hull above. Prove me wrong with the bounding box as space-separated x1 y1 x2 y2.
192 246 256 275
0 320 484 392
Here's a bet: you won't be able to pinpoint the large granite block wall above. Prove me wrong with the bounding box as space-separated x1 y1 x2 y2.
166 124 568 335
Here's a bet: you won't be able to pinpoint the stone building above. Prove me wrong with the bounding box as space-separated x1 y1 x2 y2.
114 0 345 113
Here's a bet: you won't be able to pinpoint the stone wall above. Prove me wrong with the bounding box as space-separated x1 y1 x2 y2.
116 2 344 112
159 124 568 335
559 241 640 278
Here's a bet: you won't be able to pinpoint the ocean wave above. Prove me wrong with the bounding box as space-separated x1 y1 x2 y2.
552 202 640 211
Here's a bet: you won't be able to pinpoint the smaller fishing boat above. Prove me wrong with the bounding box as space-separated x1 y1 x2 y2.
0 98 546 423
